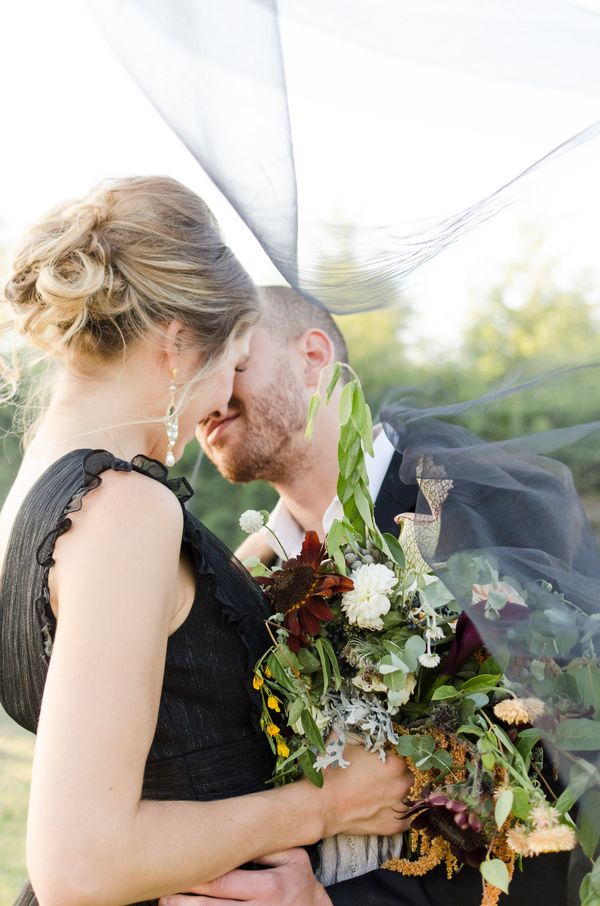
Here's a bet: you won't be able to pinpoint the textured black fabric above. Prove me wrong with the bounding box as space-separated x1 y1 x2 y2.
326 853 570 905
0 449 275 906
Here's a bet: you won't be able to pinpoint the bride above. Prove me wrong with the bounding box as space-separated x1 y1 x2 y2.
0 175 413 906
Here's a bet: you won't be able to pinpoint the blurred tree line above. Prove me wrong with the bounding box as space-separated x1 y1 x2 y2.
1 241 599 549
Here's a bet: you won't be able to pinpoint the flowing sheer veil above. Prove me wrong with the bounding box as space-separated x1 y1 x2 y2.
381 367 600 772
87 0 600 312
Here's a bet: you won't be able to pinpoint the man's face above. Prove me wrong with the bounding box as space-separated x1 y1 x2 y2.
196 324 311 483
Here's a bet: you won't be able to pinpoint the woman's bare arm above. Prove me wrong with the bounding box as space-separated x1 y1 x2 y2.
27 471 411 906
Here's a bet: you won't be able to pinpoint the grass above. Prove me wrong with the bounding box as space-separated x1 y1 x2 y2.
0 706 34 905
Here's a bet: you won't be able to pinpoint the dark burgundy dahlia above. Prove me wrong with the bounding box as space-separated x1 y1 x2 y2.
258 531 354 652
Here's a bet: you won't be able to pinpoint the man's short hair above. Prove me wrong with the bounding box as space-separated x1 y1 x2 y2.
259 285 349 364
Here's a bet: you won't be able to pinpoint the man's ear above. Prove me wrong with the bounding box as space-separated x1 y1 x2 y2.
298 329 336 388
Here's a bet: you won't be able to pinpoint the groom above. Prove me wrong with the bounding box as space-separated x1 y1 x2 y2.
188 286 571 906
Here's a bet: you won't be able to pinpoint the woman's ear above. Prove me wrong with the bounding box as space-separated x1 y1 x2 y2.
163 319 185 375
298 329 336 388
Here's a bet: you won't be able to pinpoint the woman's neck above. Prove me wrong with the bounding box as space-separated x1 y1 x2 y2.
26 365 165 465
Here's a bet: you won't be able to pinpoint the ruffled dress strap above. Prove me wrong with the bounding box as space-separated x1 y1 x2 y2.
0 449 192 733
34 450 193 660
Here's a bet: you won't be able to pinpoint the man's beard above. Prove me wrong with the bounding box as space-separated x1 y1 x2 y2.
205 369 312 484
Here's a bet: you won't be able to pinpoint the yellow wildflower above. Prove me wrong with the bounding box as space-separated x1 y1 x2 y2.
267 695 281 712
276 738 290 758
264 665 272 678
253 674 264 690
267 722 280 737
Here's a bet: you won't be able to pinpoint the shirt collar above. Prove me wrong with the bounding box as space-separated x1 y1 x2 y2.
263 426 396 559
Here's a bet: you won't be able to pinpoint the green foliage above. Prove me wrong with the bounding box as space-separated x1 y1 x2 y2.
173 452 278 550
480 858 510 895
580 857 600 906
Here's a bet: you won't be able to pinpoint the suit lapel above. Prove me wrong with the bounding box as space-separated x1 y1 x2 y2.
373 451 419 536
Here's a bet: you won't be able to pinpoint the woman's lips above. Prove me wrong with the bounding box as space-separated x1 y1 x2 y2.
206 414 239 445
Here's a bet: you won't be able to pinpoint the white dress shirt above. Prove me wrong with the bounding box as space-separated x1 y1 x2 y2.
261 426 395 559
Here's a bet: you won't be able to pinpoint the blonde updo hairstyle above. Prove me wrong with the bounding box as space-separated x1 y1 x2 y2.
3 176 259 410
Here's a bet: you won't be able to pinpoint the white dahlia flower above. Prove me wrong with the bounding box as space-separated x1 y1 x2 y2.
341 563 398 630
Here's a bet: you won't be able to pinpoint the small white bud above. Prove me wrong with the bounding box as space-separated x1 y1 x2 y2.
419 652 441 668
239 509 265 534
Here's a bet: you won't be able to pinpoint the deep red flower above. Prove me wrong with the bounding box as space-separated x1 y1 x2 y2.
258 531 354 652
441 600 529 675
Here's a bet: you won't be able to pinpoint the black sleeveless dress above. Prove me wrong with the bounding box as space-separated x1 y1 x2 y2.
0 449 276 906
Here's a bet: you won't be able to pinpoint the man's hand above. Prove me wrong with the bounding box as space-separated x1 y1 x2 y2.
158 849 332 906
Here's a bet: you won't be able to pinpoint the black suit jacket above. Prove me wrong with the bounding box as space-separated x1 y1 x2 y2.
325 451 573 905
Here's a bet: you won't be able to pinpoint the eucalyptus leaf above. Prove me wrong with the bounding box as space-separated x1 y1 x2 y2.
338 381 354 426
363 402 374 456
479 655 502 675
529 658 546 682
461 674 501 693
422 749 454 773
480 859 510 895
305 393 321 438
495 789 513 829
579 857 600 906
465 692 489 708
405 634 427 658
325 362 342 402
511 788 530 820
354 483 374 529
299 749 324 787
431 685 460 701
419 579 455 610
578 790 600 859
456 723 484 738
555 759 598 814
515 728 544 768
554 719 600 752
571 662 600 716
297 647 321 673
383 669 412 692
396 734 435 758
332 547 347 574
380 655 410 675
287 697 305 727
383 532 406 568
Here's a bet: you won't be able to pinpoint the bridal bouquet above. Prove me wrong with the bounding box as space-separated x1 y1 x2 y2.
243 367 600 905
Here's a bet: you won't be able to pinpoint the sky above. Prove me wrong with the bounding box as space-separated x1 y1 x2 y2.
1 0 600 354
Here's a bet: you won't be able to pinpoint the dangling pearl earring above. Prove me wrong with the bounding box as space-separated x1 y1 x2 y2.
165 368 178 468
